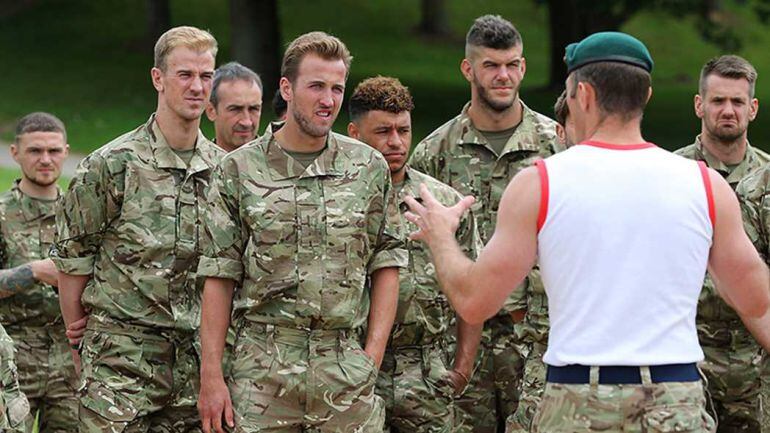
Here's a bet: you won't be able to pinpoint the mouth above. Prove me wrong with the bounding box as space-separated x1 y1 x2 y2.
315 109 333 119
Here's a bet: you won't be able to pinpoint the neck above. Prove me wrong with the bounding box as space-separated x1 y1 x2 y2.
699 131 748 165
215 134 236 153
18 178 58 200
155 106 200 151
274 115 327 152
584 115 645 145
467 98 523 131
391 167 406 184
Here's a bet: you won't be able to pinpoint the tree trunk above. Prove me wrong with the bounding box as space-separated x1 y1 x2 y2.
546 0 579 89
146 0 171 49
417 0 451 37
229 0 281 102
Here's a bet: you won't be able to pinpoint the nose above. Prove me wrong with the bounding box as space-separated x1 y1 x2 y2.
496 65 511 81
39 151 52 165
239 110 254 127
190 75 203 93
319 89 334 107
387 129 403 148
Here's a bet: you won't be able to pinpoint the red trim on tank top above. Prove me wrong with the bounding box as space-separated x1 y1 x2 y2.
579 141 656 150
697 161 716 228
534 160 548 233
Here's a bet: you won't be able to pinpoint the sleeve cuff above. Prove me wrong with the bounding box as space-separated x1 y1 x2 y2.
367 248 408 274
51 256 95 275
197 256 243 281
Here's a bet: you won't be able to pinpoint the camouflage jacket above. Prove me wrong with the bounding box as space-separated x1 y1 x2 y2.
676 136 770 342
738 164 770 262
390 167 482 348
0 181 61 328
0 323 28 431
409 101 561 314
198 125 407 330
52 115 224 331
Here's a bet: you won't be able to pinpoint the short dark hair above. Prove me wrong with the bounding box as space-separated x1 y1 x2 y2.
15 112 67 143
465 15 522 58
348 76 415 122
699 55 757 98
569 62 651 121
554 90 569 126
272 90 287 119
211 62 262 108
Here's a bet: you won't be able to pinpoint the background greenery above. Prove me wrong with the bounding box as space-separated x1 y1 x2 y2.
1 0 769 173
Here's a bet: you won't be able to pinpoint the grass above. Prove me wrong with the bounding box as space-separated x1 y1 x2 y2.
0 167 70 193
2 0 770 154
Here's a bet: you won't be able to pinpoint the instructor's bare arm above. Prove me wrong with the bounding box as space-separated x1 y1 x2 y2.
405 167 540 325
365 267 400 369
198 277 236 433
708 168 770 318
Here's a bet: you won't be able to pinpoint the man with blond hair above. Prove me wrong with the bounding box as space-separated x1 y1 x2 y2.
53 26 223 432
197 32 406 433
347 76 483 432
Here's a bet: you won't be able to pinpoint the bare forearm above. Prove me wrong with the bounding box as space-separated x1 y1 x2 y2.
0 264 36 298
453 316 483 376
741 305 770 352
58 273 89 327
365 267 399 368
428 234 479 317
200 278 235 379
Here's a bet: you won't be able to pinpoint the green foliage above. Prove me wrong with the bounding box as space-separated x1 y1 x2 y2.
2 0 770 153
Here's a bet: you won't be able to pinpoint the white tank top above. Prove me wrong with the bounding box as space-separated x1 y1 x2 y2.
537 141 714 366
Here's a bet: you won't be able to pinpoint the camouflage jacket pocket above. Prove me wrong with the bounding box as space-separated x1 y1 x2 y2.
5 393 29 428
643 403 715 432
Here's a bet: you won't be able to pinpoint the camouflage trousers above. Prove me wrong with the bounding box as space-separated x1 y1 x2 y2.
505 341 546 433
6 325 78 433
532 370 715 432
78 317 201 433
455 314 526 433
376 339 456 432
0 325 29 432
700 329 762 432
758 353 770 433
228 322 384 432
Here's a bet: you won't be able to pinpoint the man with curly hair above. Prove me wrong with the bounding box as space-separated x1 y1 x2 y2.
347 76 483 432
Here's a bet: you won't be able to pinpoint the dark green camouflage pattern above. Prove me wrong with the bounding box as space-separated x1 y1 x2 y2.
198 125 407 330
52 114 224 331
532 379 715 432
0 181 78 432
375 167 481 432
678 137 770 431
0 324 29 432
737 164 770 433
410 101 561 432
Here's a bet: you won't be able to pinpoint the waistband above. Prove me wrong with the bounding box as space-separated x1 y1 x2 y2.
239 321 360 345
546 363 700 385
87 315 194 342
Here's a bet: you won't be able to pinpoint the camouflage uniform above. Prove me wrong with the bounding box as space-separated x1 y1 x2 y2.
0 181 78 432
736 165 770 433
506 271 547 433
376 167 482 433
197 124 407 432
52 115 223 433
0 323 29 432
410 101 561 432
532 376 715 432
676 136 770 433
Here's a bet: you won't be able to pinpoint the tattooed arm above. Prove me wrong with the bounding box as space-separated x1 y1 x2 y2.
0 259 58 298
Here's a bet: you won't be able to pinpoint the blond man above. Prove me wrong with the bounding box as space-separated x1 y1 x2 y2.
53 26 224 432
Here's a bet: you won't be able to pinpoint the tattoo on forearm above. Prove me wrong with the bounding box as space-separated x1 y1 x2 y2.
0 265 35 295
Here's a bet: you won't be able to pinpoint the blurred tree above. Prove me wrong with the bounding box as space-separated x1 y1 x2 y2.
544 0 747 89
229 0 281 102
417 0 451 37
146 0 170 49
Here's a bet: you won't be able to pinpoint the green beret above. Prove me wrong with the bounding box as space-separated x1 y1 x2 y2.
565 31 653 74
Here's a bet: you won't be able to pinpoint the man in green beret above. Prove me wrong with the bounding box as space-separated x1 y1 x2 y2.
404 31 768 432
409 15 562 432
675 54 769 432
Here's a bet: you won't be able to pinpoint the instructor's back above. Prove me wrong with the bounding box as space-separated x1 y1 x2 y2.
404 32 770 433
